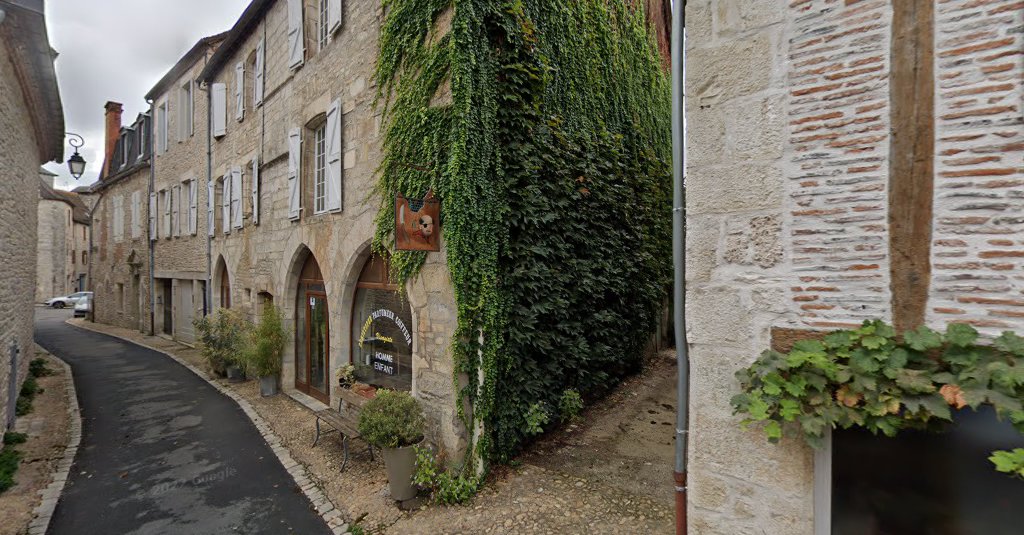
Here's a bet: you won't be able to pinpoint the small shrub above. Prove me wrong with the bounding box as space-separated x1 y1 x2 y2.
0 444 22 493
3 432 27 445
413 446 480 505
29 358 53 377
15 397 31 417
558 389 584 422
242 304 286 378
357 390 425 449
19 376 38 398
194 308 250 375
524 402 550 436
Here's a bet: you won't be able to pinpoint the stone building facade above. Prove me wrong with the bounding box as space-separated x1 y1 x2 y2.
196 0 464 457
89 103 152 333
37 169 91 301
146 34 226 344
684 0 1023 532
0 0 64 436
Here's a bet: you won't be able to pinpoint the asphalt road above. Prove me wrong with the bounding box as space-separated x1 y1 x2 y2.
34 308 331 535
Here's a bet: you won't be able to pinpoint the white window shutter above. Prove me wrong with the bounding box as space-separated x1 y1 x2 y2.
189 180 198 235
131 191 141 239
231 167 243 229
212 83 227 137
251 157 260 225
254 39 265 106
163 190 171 238
326 99 342 212
234 62 245 122
149 192 157 240
207 180 215 236
328 0 342 35
287 127 301 220
174 185 182 236
222 175 231 234
287 0 304 69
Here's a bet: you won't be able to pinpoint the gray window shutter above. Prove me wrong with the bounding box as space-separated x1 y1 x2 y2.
174 185 182 236
328 0 342 35
189 180 198 235
149 192 157 240
251 157 260 225
212 83 227 137
325 99 342 212
234 62 245 122
231 167 243 229
222 175 231 234
287 0 304 69
288 128 301 220
254 38 265 106
177 87 186 143
207 180 215 236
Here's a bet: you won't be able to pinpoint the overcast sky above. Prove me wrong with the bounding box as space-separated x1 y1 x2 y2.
42 0 252 190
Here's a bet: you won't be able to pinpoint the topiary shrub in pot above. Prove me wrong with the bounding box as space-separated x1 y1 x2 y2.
357 390 425 501
194 308 249 378
243 304 287 396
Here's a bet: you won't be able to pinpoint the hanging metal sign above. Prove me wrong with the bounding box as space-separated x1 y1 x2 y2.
395 190 440 252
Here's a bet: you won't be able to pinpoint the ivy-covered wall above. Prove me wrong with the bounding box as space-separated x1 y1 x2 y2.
374 0 671 467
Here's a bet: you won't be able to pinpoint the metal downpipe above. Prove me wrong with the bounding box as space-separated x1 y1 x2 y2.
671 1 690 534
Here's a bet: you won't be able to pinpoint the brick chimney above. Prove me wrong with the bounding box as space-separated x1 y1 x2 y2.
102 101 123 178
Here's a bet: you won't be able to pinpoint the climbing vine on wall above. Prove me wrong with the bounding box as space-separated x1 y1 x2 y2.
732 321 1024 476
373 0 672 473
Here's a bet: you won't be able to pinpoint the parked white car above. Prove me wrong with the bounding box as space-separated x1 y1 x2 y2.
73 294 92 318
44 291 92 309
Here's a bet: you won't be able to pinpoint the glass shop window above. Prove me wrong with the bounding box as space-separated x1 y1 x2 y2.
351 253 413 391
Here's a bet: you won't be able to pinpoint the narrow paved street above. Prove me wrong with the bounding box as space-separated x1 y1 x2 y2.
33 308 331 535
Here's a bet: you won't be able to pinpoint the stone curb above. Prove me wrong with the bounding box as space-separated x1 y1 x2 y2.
65 320 350 535
26 343 83 535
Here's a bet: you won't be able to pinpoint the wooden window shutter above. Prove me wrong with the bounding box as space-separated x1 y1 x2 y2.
149 192 157 240
174 185 182 237
287 128 302 220
325 99 342 212
234 62 245 122
231 167 243 229
251 157 260 225
189 179 198 235
163 190 171 238
328 0 342 35
207 180 215 237
131 190 141 239
211 83 227 138
254 38 265 106
222 175 232 234
287 0 304 69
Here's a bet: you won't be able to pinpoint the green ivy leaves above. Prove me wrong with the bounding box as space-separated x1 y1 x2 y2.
732 320 1024 476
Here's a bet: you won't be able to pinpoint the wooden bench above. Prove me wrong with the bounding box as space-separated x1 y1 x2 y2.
312 389 374 472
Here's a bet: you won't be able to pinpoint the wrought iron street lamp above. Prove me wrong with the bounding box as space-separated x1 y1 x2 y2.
65 132 86 179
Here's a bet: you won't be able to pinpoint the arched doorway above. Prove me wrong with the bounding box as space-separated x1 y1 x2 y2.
295 253 329 403
216 257 231 309
351 253 413 391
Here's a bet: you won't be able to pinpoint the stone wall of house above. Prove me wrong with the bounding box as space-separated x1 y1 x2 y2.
72 220 89 291
685 0 1023 532
207 0 465 458
152 47 219 343
91 170 152 333
685 1 814 532
36 198 71 301
0 42 42 433
927 0 1024 332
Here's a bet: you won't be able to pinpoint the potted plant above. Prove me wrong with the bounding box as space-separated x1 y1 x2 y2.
357 390 425 501
194 308 249 379
243 303 287 396
336 363 356 388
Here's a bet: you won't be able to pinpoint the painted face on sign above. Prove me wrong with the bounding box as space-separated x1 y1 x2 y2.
418 215 434 238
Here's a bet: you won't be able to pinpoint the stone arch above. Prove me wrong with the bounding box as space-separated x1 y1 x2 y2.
213 255 232 309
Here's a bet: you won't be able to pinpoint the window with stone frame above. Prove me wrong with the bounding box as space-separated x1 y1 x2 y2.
302 113 328 217
246 49 258 108
317 0 330 51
